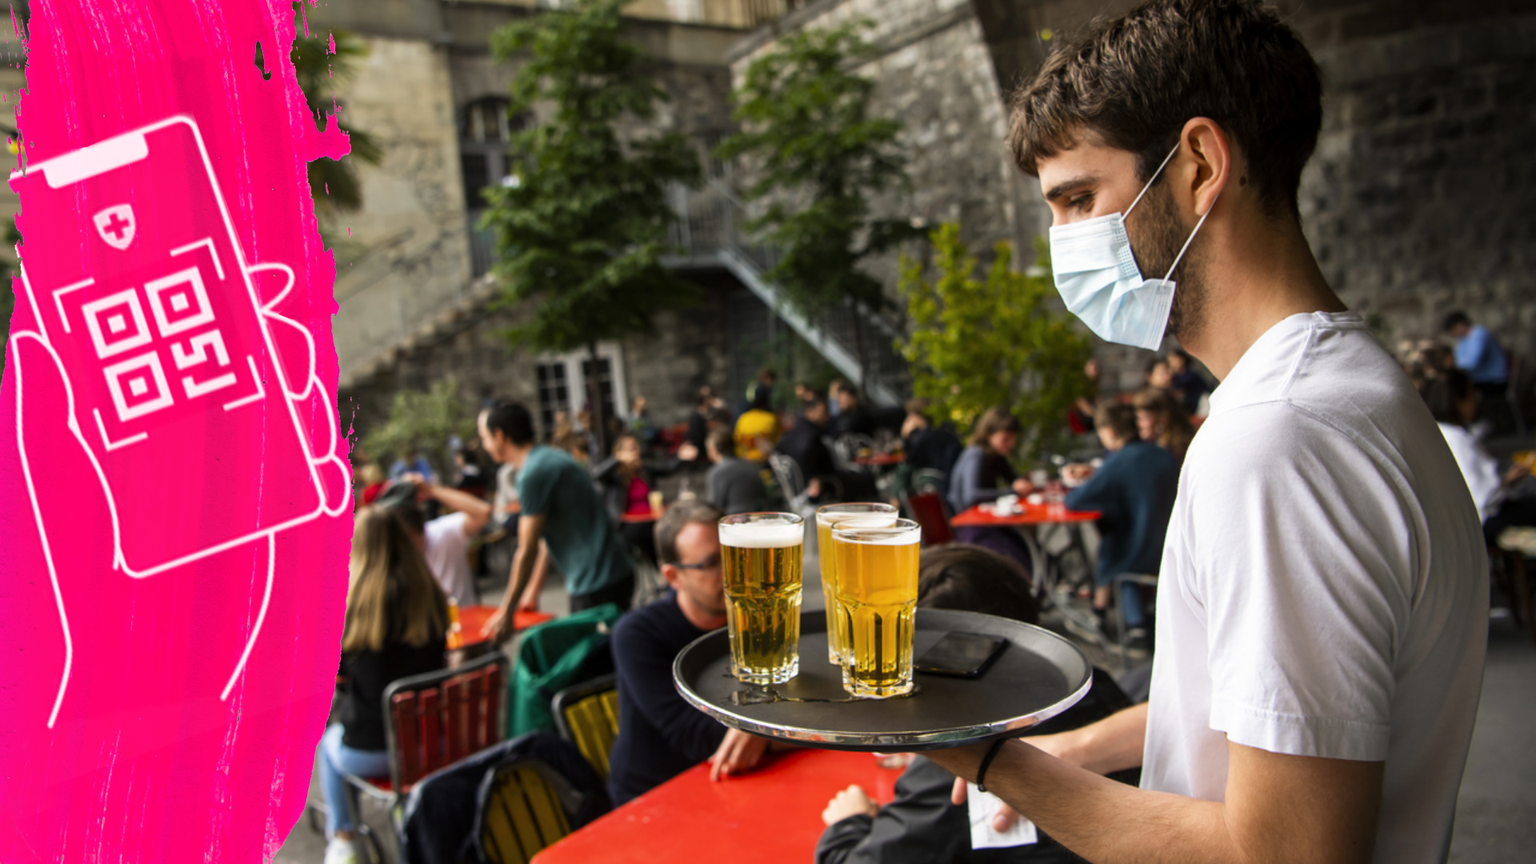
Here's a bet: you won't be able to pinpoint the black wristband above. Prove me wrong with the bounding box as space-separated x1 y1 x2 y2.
974 737 1011 793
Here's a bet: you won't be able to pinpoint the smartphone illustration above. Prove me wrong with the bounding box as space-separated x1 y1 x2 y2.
10 116 327 576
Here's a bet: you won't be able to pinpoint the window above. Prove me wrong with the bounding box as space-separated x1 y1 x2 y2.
533 344 629 441
459 97 520 211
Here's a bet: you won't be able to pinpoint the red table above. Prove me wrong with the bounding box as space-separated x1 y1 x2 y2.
620 511 661 524
951 501 1099 527
532 749 905 864
854 452 905 467
457 604 554 646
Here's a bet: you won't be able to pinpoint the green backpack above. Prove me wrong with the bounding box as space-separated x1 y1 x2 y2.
506 603 623 738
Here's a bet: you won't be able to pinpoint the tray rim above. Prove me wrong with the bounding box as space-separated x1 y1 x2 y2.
672 608 1093 751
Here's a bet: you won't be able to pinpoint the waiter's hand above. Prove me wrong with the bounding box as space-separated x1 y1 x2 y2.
822 785 879 825
950 776 1025 832
709 729 769 781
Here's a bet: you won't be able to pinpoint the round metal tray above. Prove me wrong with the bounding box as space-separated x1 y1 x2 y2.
673 608 1091 751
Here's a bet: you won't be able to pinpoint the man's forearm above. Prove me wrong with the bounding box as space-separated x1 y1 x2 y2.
429 484 492 522
1060 702 1148 775
503 544 536 614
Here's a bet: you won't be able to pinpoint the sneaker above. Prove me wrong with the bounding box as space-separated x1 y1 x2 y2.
1125 627 1152 656
324 837 358 864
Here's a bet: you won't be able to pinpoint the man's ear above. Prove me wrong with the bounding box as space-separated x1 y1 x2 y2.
660 564 682 591
1179 117 1232 219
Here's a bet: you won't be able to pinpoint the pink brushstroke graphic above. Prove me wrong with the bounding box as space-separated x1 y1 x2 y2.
0 1 352 860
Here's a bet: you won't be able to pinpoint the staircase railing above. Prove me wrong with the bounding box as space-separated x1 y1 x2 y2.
665 179 909 405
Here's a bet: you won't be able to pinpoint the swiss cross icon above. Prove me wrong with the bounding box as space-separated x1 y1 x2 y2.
93 204 137 251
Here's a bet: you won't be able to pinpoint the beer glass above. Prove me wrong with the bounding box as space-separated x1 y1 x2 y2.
832 519 921 698
816 504 898 665
719 512 805 684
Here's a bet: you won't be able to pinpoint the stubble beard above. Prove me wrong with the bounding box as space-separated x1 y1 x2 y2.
1129 182 1209 347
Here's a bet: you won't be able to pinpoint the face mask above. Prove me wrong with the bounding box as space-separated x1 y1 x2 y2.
1047 143 1215 351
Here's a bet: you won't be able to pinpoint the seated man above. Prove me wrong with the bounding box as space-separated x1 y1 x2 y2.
777 397 840 499
704 427 767 516
834 384 878 439
1062 403 1178 652
608 501 780 805
777 397 879 503
1443 310 1508 397
816 544 1136 864
900 399 963 495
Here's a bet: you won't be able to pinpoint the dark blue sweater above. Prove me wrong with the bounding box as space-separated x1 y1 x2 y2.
1064 440 1178 584
607 592 727 805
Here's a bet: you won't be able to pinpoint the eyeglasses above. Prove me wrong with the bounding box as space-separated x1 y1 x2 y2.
669 555 722 572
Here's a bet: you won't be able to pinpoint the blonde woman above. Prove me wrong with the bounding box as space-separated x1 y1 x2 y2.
320 507 448 864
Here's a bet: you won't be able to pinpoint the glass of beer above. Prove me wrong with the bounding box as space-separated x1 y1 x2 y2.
816 503 898 665
719 512 805 685
832 518 922 699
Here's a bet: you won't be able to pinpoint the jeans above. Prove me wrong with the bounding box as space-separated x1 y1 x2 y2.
318 723 390 837
1119 580 1148 630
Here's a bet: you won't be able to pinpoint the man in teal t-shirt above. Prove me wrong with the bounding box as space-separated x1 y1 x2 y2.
479 400 633 642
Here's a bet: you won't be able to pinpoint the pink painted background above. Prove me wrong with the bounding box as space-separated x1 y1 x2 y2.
0 1 352 860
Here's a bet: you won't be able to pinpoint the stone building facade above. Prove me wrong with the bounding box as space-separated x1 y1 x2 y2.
327 0 1536 444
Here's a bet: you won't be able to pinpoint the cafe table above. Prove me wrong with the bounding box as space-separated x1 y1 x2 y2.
854 452 905 468
531 748 905 864
449 604 556 665
951 501 1100 606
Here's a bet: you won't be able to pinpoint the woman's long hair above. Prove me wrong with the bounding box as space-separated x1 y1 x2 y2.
968 406 1022 452
1132 386 1195 460
343 507 448 653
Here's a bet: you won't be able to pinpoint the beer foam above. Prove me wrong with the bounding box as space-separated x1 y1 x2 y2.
719 520 805 548
833 524 921 545
817 511 897 528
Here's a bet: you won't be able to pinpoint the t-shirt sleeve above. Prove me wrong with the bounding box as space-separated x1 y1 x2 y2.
613 611 728 764
426 511 470 546
516 454 558 517
1189 407 1410 762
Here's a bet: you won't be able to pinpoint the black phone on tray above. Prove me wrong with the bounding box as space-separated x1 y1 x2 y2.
914 631 1009 678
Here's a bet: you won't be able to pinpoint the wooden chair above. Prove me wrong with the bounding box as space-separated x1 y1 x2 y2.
550 673 621 781
338 652 510 855
478 759 575 864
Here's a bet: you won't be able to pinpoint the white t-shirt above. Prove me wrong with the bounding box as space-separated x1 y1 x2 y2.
1142 312 1487 863
424 511 476 609
1437 422 1502 522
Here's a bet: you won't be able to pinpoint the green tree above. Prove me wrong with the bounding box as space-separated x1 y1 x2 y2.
288 18 382 227
716 20 915 375
899 224 1091 462
361 377 477 478
482 0 700 451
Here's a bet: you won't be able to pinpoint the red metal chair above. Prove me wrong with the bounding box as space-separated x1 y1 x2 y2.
336 652 510 857
904 490 955 547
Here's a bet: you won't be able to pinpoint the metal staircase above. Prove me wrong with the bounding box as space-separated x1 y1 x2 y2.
662 179 909 405
337 181 912 405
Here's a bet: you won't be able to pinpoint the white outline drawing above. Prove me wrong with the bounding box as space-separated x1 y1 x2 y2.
10 116 353 726
93 204 136 250
144 267 216 337
81 288 153 359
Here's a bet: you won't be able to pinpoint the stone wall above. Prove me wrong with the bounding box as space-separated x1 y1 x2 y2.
342 284 734 441
728 0 1034 293
742 0 1536 395
1292 0 1536 359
